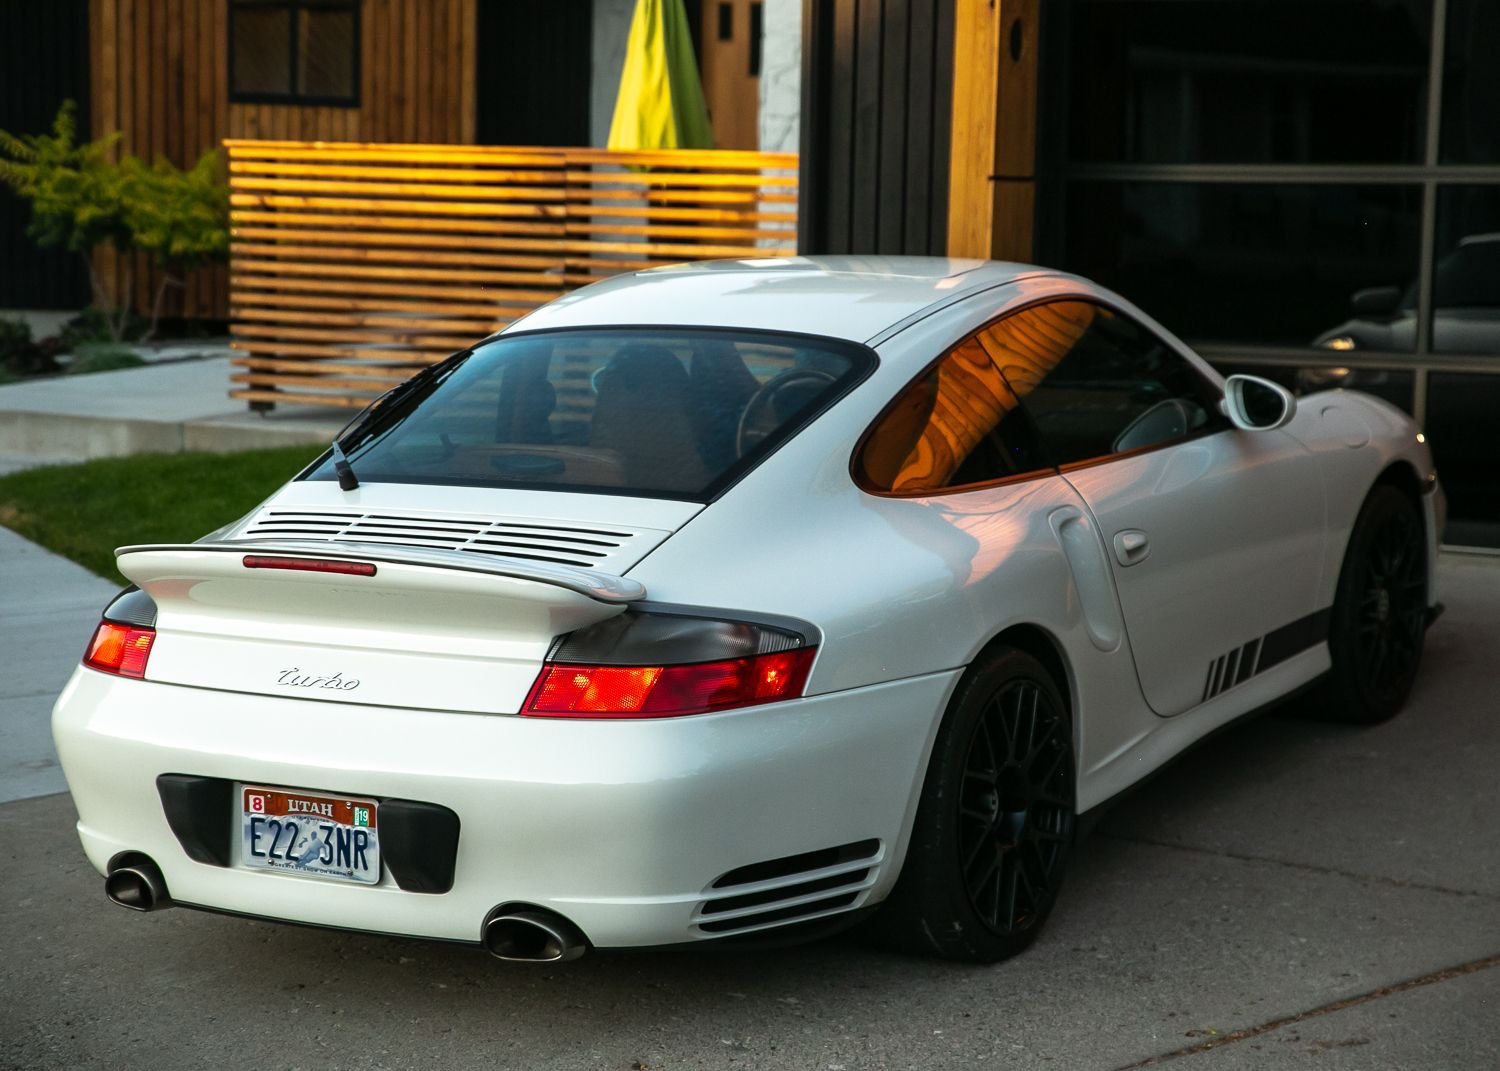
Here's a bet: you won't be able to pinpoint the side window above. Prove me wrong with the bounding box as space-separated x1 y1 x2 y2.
998 300 1228 466
856 335 1047 494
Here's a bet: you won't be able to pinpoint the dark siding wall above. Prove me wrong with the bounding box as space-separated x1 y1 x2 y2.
476 0 593 147
800 0 953 255
0 1 91 309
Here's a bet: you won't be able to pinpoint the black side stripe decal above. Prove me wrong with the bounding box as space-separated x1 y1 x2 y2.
1201 608 1332 703
1257 608 1333 674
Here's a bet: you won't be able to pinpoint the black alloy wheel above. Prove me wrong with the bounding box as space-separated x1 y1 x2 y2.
958 676 1074 937
873 647 1075 963
1315 483 1428 723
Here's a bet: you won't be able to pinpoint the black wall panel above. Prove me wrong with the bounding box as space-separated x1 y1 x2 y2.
800 0 954 256
0 0 91 310
475 0 593 148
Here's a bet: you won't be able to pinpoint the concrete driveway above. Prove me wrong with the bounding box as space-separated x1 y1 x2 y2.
2 553 1497 1070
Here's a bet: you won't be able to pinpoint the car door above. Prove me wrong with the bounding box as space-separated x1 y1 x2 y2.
986 298 1327 717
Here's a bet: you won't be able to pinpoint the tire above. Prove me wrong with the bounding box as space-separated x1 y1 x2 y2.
873 647 1075 963
1312 483 1428 724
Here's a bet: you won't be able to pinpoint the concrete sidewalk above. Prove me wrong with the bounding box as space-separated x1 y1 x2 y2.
0 355 346 466
0 354 345 798
0 526 117 803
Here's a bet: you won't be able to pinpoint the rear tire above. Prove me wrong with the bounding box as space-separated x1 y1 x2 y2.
1311 483 1428 724
873 647 1075 963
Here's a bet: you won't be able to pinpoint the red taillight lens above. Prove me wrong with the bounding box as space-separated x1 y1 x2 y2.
524 648 817 718
83 621 156 679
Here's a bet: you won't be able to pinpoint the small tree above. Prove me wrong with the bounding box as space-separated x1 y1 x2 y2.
121 151 230 341
0 101 231 343
0 101 134 339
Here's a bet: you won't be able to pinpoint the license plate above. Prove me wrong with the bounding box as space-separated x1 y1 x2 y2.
239 785 380 885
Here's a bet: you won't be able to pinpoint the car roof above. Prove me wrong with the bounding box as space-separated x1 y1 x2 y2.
504 256 1060 344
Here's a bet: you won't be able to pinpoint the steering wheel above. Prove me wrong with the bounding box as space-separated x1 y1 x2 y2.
1111 397 1203 454
735 369 837 457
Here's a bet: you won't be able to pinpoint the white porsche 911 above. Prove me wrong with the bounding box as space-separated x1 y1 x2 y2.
53 257 1443 964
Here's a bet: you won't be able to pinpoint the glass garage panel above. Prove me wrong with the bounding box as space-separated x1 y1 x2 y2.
1440 0 1500 164
1428 186 1500 355
1425 374 1500 547
1063 181 1422 351
1066 0 1432 165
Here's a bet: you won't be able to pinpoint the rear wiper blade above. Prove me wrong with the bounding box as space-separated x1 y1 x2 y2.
326 350 472 494
330 438 359 492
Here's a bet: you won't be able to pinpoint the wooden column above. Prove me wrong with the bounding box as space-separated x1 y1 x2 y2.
946 0 1039 261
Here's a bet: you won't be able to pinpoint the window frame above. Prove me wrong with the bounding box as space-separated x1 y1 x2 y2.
229 0 362 107
850 295 1232 498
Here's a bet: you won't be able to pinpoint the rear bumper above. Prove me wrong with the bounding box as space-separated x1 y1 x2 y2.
52 665 957 948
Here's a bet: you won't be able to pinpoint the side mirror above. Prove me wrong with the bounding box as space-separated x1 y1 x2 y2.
1222 374 1296 431
1351 285 1402 316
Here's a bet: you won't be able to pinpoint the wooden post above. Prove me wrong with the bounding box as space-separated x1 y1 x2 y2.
946 0 1039 262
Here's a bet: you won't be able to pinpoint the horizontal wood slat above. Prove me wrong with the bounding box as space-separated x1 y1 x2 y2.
229 139 799 409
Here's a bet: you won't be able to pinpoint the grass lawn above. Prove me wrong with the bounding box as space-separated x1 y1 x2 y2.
0 446 323 586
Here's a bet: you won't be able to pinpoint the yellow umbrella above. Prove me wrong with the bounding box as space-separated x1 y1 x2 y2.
607 0 714 150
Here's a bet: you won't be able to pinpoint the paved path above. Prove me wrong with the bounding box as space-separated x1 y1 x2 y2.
0 356 344 462
0 526 117 804
0 554 1497 1069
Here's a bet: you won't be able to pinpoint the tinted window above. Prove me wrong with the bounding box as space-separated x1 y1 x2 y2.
1009 301 1227 466
307 329 872 500
857 324 1055 494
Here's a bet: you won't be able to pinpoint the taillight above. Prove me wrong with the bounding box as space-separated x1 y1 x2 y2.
525 648 817 718
523 610 819 718
84 621 156 679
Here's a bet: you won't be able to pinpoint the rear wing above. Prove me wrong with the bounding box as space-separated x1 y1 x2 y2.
109 540 642 714
118 539 646 604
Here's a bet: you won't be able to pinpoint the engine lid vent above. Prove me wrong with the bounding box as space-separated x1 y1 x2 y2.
236 508 668 571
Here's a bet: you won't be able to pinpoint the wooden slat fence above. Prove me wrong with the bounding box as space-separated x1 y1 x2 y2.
227 140 799 410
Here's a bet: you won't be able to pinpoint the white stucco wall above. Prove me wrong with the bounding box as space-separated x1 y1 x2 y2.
758 0 803 155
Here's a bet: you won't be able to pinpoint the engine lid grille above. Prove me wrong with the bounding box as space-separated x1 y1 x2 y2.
235 507 667 571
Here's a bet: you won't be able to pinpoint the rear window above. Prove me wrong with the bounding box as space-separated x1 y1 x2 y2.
305 328 874 500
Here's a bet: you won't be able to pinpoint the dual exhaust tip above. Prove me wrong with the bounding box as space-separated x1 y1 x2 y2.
104 855 587 963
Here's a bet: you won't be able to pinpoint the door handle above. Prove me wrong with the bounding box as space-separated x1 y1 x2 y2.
1112 529 1150 566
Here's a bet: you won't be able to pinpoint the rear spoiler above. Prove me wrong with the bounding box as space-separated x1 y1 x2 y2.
116 539 646 604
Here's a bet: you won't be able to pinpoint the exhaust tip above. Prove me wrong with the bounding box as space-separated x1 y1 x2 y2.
482 907 587 963
104 855 171 912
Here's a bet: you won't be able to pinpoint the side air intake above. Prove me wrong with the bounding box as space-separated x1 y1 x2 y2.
693 839 881 937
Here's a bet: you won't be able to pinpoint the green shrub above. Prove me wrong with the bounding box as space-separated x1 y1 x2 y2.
65 343 145 375
0 101 229 343
57 306 145 349
0 316 61 377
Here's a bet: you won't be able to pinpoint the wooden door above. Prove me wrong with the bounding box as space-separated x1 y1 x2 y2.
698 0 761 150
